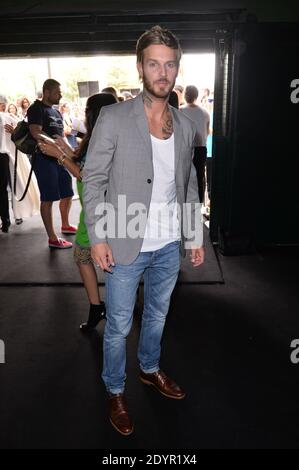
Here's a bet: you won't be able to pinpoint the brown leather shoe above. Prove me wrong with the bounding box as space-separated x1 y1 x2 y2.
140 369 186 400
108 393 134 436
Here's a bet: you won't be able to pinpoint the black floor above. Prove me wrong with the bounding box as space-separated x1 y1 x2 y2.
0 240 299 448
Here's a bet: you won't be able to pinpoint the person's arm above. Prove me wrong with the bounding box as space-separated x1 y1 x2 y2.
28 124 43 142
37 139 81 180
60 156 81 179
186 123 204 266
27 103 44 142
4 123 14 134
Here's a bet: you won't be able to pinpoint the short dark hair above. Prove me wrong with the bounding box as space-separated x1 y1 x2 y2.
136 25 182 64
42 79 61 93
184 85 199 104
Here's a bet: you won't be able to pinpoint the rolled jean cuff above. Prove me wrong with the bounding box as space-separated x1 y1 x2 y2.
107 387 124 395
140 365 160 374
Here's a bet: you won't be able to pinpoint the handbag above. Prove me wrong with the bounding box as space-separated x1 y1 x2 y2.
10 120 37 155
10 120 37 202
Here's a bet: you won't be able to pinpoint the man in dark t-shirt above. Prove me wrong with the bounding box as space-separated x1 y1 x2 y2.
27 78 76 249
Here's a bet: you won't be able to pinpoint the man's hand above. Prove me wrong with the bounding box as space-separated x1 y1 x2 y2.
91 242 115 273
190 246 205 267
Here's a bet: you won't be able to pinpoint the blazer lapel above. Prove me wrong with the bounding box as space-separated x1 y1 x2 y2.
131 96 183 170
132 94 152 160
170 107 183 172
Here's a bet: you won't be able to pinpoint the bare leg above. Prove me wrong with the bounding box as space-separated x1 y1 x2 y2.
77 263 102 304
40 201 57 240
59 196 72 227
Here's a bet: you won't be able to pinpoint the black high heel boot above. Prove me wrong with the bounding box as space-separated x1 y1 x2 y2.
80 302 106 332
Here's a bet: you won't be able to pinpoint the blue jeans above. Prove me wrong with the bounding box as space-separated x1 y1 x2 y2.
102 241 180 394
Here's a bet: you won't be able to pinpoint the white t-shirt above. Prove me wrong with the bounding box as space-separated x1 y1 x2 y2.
180 105 210 147
141 133 181 252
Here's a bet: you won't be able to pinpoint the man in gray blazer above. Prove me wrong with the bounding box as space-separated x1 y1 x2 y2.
83 25 205 436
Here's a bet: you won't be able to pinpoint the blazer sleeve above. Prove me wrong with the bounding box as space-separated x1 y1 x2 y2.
82 106 116 246
185 123 203 249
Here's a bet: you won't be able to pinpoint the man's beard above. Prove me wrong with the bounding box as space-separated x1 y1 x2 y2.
143 73 175 99
48 95 60 106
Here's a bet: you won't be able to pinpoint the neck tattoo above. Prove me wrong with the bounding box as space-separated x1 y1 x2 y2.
142 91 153 109
162 108 173 139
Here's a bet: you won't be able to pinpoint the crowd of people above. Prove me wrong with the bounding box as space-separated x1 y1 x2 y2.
0 81 213 234
0 25 212 436
0 86 138 232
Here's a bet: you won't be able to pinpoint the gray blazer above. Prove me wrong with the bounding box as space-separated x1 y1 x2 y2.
82 93 203 265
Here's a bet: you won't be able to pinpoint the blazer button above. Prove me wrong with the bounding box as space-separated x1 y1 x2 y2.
147 179 152 184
